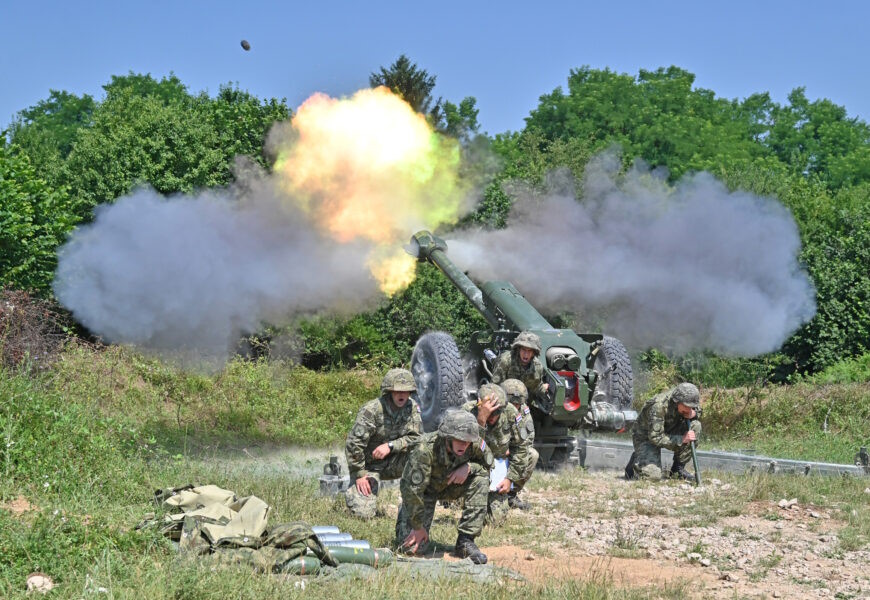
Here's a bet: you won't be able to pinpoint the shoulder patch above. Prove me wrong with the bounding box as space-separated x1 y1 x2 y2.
515 413 523 424
410 468 425 486
352 423 367 437
479 439 487 452
523 405 530 415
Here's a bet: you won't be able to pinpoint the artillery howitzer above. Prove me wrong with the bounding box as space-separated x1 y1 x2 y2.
408 231 637 467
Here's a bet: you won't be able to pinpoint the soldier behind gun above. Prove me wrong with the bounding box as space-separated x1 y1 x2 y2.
345 368 423 518
624 383 702 481
491 331 549 408
464 382 535 514
396 410 490 564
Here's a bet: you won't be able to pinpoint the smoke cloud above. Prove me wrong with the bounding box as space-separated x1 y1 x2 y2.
449 153 816 356
53 87 476 366
54 171 380 365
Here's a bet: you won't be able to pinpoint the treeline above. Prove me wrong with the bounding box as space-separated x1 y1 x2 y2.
1 62 868 380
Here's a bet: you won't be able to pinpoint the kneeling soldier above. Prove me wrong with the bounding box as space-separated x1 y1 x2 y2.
465 383 532 520
396 410 490 564
624 383 702 481
500 378 538 508
345 368 422 518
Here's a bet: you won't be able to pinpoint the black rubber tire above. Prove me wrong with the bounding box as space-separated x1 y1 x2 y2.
411 332 465 432
592 336 634 410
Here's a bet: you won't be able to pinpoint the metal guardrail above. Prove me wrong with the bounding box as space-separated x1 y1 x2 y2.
575 438 869 477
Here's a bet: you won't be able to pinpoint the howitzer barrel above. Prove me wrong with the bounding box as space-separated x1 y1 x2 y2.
410 231 552 331
411 231 501 328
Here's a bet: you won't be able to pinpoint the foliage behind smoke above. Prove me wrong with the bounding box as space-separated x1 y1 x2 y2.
449 153 817 357
53 168 382 366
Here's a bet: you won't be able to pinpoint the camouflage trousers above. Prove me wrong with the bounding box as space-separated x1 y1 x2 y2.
394 469 489 549
630 420 702 480
513 447 538 493
345 454 408 519
487 448 539 526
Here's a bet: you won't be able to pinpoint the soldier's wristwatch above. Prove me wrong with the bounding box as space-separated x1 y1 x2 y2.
387 442 394 450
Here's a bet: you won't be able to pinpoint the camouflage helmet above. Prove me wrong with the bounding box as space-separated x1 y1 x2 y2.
501 378 528 406
511 331 542 354
438 410 479 443
477 382 507 409
381 368 417 393
670 383 700 408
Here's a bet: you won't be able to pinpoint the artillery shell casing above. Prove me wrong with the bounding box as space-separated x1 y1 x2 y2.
311 525 341 534
277 556 322 575
314 532 353 542
326 546 394 567
322 540 371 549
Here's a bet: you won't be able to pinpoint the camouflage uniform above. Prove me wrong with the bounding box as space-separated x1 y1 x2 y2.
500 378 539 494
462 385 532 489
395 415 490 553
626 384 702 480
345 369 422 518
491 332 547 409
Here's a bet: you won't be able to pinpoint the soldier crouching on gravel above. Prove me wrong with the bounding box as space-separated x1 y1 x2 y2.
395 410 490 564
491 331 549 407
500 378 538 505
464 382 534 518
624 383 702 481
345 368 423 519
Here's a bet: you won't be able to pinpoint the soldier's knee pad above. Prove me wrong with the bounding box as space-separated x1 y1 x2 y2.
345 479 379 519
638 463 664 480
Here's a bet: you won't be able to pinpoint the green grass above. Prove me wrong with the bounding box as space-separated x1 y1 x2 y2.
700 380 870 464
1 343 869 598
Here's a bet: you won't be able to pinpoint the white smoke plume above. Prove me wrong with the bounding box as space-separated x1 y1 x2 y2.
53 168 380 365
448 153 817 356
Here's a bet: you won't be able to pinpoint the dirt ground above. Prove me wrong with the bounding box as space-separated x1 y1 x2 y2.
465 471 870 599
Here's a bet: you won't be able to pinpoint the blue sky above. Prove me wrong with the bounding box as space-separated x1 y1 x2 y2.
3 0 869 136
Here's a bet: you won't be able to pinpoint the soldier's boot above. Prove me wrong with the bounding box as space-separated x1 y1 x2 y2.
669 459 694 481
507 491 530 511
455 533 488 564
624 452 637 480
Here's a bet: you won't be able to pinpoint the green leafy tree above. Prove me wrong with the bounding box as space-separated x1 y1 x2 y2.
716 160 869 374
784 183 870 371
60 88 224 213
6 90 96 185
203 84 291 169
766 88 870 189
441 97 481 142
525 66 767 180
101 72 189 105
370 54 441 119
61 78 290 216
0 146 81 293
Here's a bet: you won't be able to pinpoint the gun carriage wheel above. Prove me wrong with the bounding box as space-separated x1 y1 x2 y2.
591 336 634 410
411 332 465 432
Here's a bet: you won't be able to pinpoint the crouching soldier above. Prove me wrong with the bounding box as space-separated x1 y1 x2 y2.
463 383 534 521
396 410 490 564
624 383 702 481
500 378 538 507
345 368 422 518
491 331 549 408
